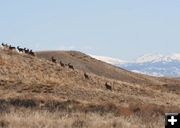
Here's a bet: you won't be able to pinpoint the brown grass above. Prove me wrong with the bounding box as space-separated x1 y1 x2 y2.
0 109 164 128
0 48 180 128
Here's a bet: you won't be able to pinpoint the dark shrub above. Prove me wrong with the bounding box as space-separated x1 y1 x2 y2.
0 120 9 128
9 99 37 108
0 99 8 113
85 103 120 115
72 119 88 128
45 100 80 112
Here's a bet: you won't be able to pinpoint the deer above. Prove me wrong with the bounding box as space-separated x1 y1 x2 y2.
84 73 89 79
24 48 30 54
1 43 6 47
68 63 74 70
8 45 16 51
60 61 65 67
105 82 112 91
1 43 9 49
17 46 24 53
29 50 35 56
51 57 56 63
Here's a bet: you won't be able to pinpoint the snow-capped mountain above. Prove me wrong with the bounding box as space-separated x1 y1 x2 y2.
91 54 180 77
122 54 180 77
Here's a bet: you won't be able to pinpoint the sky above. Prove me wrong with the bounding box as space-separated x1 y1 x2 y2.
0 0 180 60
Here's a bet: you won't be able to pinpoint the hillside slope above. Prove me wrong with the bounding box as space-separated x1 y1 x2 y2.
36 51 180 87
1 49 180 127
36 51 163 85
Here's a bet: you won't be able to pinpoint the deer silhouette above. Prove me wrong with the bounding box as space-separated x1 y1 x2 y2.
51 57 56 63
17 46 24 52
105 82 112 91
84 73 89 79
1 43 9 49
24 48 30 54
68 63 74 70
8 45 16 50
29 50 35 56
60 61 65 67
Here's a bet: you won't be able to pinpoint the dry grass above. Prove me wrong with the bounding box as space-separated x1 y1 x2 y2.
0 48 180 128
0 109 164 128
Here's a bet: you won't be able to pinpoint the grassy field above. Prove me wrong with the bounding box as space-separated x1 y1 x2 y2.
0 109 164 128
0 48 180 128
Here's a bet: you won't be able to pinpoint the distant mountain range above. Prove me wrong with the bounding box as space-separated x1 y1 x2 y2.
91 54 180 77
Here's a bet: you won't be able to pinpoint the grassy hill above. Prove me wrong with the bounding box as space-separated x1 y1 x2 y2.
0 48 180 128
36 51 162 84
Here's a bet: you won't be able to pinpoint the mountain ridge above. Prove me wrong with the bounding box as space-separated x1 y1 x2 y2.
91 53 180 77
135 53 180 63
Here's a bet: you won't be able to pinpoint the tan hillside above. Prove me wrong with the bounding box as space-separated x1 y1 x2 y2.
36 51 159 84
36 51 180 90
0 48 180 128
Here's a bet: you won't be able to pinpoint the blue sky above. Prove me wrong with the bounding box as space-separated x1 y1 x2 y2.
0 0 180 60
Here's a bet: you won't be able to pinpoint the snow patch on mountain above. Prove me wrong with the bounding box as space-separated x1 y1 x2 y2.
136 53 180 63
131 70 164 77
90 55 127 65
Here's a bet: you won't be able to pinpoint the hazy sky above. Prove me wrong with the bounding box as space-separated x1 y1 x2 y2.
0 0 180 60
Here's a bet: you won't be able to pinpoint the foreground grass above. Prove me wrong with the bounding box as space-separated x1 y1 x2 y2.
0 110 164 128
